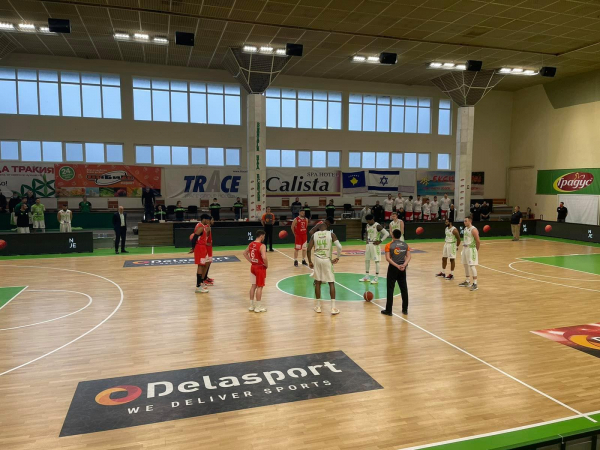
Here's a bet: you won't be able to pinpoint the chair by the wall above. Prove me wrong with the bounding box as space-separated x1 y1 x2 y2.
187 205 198 219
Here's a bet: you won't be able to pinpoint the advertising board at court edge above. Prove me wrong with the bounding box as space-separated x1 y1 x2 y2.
536 169 599 195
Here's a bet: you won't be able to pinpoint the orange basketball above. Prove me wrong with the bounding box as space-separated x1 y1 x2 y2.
483 225 491 233
0 239 6 250
416 227 424 235
363 291 374 302
545 224 552 232
279 230 288 239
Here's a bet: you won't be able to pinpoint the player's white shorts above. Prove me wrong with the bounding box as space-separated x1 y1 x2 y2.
33 220 45 229
461 246 479 266
442 243 457 259
60 223 72 233
365 243 381 262
17 227 30 234
313 257 335 283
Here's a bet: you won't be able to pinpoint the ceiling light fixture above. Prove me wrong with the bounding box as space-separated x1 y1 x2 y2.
275 48 286 55
353 56 366 62
428 62 469 71
0 22 14 30
455 64 467 70
114 33 130 40
259 46 273 53
497 67 539 76
19 23 35 31
511 68 523 73
39 26 53 33
429 62 443 68
243 45 257 53
153 37 168 44
134 33 149 40
367 56 379 62
442 63 455 68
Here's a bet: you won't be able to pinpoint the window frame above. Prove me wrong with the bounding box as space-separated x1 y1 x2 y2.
437 153 451 170
134 145 241 166
0 140 124 163
265 88 342 130
438 99 452 135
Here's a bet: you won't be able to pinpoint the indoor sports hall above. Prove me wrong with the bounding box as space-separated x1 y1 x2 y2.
1 1 600 450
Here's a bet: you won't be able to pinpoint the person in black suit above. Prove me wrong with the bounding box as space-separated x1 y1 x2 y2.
113 206 129 254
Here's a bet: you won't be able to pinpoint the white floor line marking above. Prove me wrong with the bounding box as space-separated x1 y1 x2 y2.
369 298 596 423
152 246 154 255
399 408 600 450
0 265 123 378
511 260 600 281
0 286 28 311
0 290 93 331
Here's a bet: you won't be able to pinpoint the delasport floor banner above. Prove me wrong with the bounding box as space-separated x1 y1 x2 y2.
533 323 600 359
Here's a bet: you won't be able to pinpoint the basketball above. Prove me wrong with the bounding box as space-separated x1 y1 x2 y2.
416 227 424 235
545 224 552 232
189 233 195 241
363 291 373 302
483 225 491 233
0 239 6 250
279 230 288 239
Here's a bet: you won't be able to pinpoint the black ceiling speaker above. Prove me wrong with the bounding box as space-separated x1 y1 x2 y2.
379 52 397 64
286 43 303 57
175 31 194 47
466 60 482 71
539 66 557 77
48 18 70 33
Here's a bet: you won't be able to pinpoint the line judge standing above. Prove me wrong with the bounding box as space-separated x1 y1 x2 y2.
557 202 568 223
113 206 129 254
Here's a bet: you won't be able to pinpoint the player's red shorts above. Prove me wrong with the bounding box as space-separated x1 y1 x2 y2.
194 244 208 266
405 211 413 221
384 211 392 220
413 212 422 220
423 214 430 221
295 233 307 250
250 264 267 287
431 213 438 220
441 210 448 219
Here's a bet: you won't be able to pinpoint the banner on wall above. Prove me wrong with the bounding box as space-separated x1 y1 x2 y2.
266 168 341 196
165 168 247 199
0 164 55 198
368 170 400 193
342 171 367 194
416 171 484 196
537 169 600 195
54 164 161 197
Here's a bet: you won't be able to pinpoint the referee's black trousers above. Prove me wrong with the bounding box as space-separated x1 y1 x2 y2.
386 265 409 312
264 225 274 250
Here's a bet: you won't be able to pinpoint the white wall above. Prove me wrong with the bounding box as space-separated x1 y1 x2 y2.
0 53 513 209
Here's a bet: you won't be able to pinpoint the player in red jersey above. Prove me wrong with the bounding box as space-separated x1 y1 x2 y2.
194 214 212 293
203 217 215 285
291 209 308 267
243 230 268 313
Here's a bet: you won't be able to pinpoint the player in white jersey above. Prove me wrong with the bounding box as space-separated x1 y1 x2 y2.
389 212 405 242
413 195 423 221
360 215 390 284
383 194 395 223
436 219 461 281
458 215 481 291
405 196 414 222
422 198 431 221
394 194 405 213
57 204 72 232
307 222 342 315
440 194 452 220
430 196 439 221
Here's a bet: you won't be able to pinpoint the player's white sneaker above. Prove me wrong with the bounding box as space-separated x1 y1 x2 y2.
370 277 379 285
458 281 470 288
195 286 209 293
249 304 255 311
359 276 370 282
470 284 478 291
314 306 322 313
331 308 340 315
254 305 267 313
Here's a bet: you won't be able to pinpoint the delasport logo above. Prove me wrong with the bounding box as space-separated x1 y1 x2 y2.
60 351 381 437
553 172 594 192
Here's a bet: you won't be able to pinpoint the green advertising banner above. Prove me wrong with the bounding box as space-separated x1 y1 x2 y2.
536 169 600 195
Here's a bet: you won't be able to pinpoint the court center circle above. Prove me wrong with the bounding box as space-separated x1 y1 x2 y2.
277 272 400 302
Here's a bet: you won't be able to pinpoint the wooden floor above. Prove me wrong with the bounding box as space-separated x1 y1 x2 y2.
1 237 600 450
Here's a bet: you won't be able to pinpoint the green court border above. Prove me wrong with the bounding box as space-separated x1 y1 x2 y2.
521 253 600 277
0 286 27 309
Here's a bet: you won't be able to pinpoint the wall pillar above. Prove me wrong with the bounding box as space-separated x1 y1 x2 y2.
454 106 475 222
246 94 267 221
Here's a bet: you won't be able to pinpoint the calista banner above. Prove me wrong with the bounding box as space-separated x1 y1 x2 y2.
266 168 341 196
60 351 381 436
536 169 599 195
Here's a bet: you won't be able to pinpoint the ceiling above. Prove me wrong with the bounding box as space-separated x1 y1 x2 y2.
2 0 600 91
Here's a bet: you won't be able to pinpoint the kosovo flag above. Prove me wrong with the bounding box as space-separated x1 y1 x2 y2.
342 171 367 193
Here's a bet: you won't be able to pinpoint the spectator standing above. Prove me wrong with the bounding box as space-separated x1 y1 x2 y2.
372 200 385 224
471 202 481 221
112 206 129 254
261 206 275 252
31 198 45 233
302 202 311 220
233 197 244 220
25 190 35 227
480 201 491 221
383 194 395 222
142 187 156 221
0 191 6 213
16 203 30 234
209 198 221 221
57 204 72 233
8 192 20 225
511 206 523 241
175 201 186 221
360 205 371 240
557 202 568 222
326 200 335 222
79 195 92 213
430 196 439 221
291 197 302 218
448 204 455 222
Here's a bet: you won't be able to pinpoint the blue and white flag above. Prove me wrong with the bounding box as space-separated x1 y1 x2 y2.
368 170 399 193
342 171 367 193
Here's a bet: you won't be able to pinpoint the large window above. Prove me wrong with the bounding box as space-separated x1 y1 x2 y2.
265 89 342 130
437 153 451 170
133 78 241 125
348 151 429 169
0 140 123 163
135 145 240 166
0 68 121 118
438 99 452 135
266 149 340 168
349 94 430 134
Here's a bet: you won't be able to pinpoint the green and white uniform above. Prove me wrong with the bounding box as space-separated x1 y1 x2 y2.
389 219 404 242
442 226 457 259
365 222 382 262
461 225 478 265
31 203 45 229
58 209 72 233
313 230 335 283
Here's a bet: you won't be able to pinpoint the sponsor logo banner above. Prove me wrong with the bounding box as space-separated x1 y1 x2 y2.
60 351 381 437
164 168 247 199
537 169 599 195
54 164 161 198
266 169 340 196
416 171 484 196
123 256 239 267
533 323 600 358
0 164 55 198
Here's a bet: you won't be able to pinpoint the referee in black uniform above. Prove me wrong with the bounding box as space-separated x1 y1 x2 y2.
261 206 275 251
382 229 411 316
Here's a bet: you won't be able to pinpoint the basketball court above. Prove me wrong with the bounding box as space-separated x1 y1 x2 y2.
1 234 600 449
